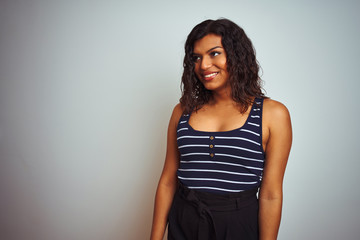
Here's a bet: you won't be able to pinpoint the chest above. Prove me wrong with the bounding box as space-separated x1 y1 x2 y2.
188 106 251 132
177 109 265 162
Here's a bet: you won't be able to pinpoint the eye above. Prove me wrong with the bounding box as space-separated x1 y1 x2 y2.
192 55 201 63
210 51 221 57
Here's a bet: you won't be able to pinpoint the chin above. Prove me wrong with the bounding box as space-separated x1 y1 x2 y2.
202 83 225 92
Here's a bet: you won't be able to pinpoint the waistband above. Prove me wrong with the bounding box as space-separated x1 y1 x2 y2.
170 183 258 239
177 183 258 212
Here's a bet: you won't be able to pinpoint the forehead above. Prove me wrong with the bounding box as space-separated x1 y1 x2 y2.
193 34 223 53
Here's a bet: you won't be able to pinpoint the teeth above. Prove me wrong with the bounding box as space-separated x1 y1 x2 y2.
204 73 217 78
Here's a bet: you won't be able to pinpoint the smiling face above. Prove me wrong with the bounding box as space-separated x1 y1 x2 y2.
193 34 229 93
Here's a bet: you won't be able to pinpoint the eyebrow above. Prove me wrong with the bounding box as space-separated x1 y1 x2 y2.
207 46 222 53
193 46 223 55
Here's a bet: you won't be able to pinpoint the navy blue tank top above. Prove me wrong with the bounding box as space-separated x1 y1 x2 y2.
176 98 265 194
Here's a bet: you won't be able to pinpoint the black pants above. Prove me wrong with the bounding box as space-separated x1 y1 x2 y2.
168 184 259 240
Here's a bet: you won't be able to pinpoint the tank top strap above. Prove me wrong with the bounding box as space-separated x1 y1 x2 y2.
177 111 191 132
253 97 264 109
251 97 263 118
245 97 263 131
182 112 191 121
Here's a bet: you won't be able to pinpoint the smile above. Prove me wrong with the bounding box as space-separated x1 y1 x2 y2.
203 72 218 80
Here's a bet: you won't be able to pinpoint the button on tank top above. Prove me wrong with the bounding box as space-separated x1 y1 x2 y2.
176 98 265 194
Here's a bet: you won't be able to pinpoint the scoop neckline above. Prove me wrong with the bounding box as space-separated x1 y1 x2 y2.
186 99 259 134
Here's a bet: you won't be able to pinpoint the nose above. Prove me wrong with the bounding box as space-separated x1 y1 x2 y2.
200 56 212 70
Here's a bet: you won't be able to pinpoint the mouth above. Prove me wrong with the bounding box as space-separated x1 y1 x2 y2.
202 72 218 81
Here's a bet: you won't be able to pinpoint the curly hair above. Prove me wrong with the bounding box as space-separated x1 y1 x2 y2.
179 18 266 114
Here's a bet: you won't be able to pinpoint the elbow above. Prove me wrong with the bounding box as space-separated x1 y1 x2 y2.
259 188 283 202
158 174 178 189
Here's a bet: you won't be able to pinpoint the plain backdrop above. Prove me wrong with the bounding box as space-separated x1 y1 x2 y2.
1 0 359 239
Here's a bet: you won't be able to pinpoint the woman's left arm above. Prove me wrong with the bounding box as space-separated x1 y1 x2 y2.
259 99 292 240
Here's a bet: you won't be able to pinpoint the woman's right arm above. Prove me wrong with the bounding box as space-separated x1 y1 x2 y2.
150 104 183 240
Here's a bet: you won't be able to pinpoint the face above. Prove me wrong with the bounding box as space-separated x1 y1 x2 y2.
193 34 229 93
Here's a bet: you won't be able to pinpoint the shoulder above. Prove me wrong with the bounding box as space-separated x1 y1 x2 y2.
173 103 184 114
169 103 184 129
262 98 291 132
172 103 184 119
263 98 290 120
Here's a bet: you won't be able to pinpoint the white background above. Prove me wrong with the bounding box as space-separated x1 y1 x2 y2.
1 0 359 239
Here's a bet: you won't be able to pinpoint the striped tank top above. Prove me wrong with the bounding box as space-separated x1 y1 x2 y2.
176 98 265 194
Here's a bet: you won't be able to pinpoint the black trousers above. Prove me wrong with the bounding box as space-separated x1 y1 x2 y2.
168 184 259 240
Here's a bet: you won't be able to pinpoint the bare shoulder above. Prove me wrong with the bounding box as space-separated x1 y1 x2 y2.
172 103 184 115
169 103 184 129
263 98 291 124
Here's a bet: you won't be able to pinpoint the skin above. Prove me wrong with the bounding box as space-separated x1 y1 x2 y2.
150 34 292 240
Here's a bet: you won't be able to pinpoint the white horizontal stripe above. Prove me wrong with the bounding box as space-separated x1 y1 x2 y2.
178 168 257 176
240 129 260 136
215 136 260 146
177 128 188 132
248 122 259 127
178 144 209 149
180 161 263 171
186 186 245 192
178 176 257 184
215 153 264 162
216 145 263 154
181 153 209 157
255 102 261 104
179 120 187 124
177 135 209 140
250 115 260 118
253 108 261 111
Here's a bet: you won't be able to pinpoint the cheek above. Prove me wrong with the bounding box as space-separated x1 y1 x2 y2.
220 59 227 70
214 57 227 71
221 62 229 78
194 65 201 78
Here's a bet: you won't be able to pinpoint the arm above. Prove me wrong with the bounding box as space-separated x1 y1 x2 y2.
150 104 183 240
259 99 292 240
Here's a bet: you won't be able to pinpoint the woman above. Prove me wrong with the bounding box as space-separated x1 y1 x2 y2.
151 18 292 240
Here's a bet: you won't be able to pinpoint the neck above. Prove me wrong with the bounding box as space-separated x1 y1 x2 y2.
210 87 235 106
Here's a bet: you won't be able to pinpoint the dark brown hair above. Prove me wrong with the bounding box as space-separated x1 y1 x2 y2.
179 18 266 114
